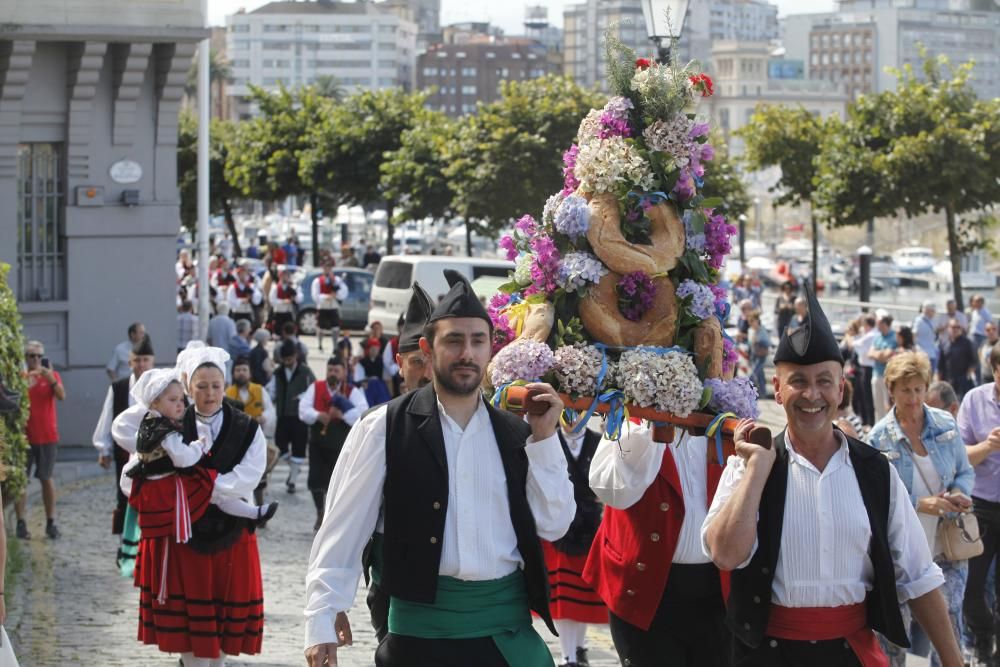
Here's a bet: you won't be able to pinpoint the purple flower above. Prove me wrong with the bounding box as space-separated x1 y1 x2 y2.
562 144 581 195
489 339 556 387
599 113 633 139
700 143 715 162
515 214 537 236
491 312 516 355
672 170 697 201
704 210 737 270
722 337 739 375
689 122 710 139
525 235 561 296
705 377 760 420
676 280 715 320
709 283 729 319
554 194 591 239
499 235 518 261
616 272 657 322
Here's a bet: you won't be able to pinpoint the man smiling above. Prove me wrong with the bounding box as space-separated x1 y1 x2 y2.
702 283 963 667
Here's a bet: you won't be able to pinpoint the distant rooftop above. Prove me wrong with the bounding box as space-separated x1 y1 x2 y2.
247 1 373 15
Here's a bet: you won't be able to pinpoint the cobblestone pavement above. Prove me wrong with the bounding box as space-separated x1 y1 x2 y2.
7 466 621 666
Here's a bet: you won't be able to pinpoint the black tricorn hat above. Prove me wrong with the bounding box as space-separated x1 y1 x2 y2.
428 270 491 328
398 282 434 354
773 281 843 366
132 335 154 357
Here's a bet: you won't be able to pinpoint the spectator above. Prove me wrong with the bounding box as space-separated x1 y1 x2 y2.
175 249 193 281
913 301 940 372
362 244 381 268
958 342 1000 665
895 325 916 353
355 337 392 407
747 310 770 395
176 300 199 353
367 321 390 358
867 313 898 421
268 269 301 335
283 237 300 267
868 352 974 667
774 282 796 338
272 339 316 493
981 321 999 384
939 318 978 401
790 296 809 330
926 381 960 417
734 299 753 340
230 319 253 358
339 244 359 268
969 294 994 352
853 314 878 426
218 231 234 261
248 328 274 387
272 321 308 366
935 299 968 347
207 301 237 355
15 340 67 539
106 322 145 382
835 381 864 440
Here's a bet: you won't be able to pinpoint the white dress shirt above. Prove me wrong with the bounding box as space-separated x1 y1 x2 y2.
701 431 944 607
115 406 266 506
92 374 136 457
310 274 348 309
853 329 877 368
227 282 263 313
590 423 711 563
269 283 303 312
303 399 575 650
298 382 368 427
106 340 133 379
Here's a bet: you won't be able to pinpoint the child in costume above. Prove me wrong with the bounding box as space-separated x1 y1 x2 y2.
121 368 278 545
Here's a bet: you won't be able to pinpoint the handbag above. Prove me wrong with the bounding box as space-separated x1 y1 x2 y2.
904 439 984 561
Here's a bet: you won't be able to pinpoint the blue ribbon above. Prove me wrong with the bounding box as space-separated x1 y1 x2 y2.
571 344 611 434
706 411 737 465
599 389 628 441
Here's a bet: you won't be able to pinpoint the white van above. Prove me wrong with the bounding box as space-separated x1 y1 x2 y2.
367 255 514 333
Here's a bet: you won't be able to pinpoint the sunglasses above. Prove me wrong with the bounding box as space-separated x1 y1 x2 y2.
25 353 42 358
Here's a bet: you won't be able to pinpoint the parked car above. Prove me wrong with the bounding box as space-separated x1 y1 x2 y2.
295 267 374 335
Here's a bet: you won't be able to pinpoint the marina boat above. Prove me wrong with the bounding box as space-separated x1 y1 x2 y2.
892 246 937 273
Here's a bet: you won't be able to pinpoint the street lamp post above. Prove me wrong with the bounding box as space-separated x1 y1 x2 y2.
738 214 747 266
640 0 691 63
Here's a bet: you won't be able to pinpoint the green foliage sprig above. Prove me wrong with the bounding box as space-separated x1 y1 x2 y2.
0 264 29 500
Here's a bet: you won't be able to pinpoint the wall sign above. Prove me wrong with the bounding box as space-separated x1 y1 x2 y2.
109 159 142 184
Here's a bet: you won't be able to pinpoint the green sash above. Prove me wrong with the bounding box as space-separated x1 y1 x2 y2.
118 505 140 578
388 571 553 667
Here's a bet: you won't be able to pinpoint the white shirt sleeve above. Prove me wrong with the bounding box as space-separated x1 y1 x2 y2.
888 463 946 602
352 363 366 384
294 287 304 305
268 285 279 304
210 424 266 502
524 432 576 541
589 423 666 509
335 277 348 301
701 455 757 567
310 278 321 305
120 453 140 497
226 285 240 309
92 386 116 456
304 407 388 649
299 383 320 425
161 431 205 468
343 387 368 427
383 344 399 377
251 285 263 306
260 389 276 433
111 403 148 455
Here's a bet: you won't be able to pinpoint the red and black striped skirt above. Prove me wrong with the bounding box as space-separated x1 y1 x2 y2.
542 540 609 624
129 467 216 539
134 529 264 658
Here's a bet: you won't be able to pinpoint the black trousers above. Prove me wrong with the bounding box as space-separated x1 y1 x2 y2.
964 496 1000 647
856 366 875 426
112 443 130 534
609 563 730 667
374 633 508 667
733 637 862 666
367 582 390 643
274 416 308 459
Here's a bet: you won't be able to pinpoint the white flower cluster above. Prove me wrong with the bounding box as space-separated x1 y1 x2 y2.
642 114 694 171
553 344 606 396
514 254 533 285
574 136 657 195
576 109 604 142
542 191 566 226
615 349 703 417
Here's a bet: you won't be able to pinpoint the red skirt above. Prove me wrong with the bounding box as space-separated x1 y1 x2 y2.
134 529 264 658
542 540 608 624
129 467 216 539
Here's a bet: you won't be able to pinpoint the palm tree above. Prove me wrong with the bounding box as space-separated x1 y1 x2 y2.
185 48 233 118
310 74 345 102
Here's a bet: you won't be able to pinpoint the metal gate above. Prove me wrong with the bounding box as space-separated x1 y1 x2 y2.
16 143 66 302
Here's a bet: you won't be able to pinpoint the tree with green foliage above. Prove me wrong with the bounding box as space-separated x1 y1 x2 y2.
700 135 750 221
445 76 604 242
177 112 243 254
227 85 335 266
737 105 832 282
311 75 346 101
380 109 460 248
185 47 232 114
299 88 428 257
0 264 29 502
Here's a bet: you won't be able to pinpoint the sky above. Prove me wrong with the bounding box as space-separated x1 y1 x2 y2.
208 0 836 35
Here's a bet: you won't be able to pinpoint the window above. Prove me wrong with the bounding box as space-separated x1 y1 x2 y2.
511 52 521 59
461 67 476 77
423 67 438 77
231 40 249 50
374 261 413 289
230 24 249 33
486 52 496 59
461 85 476 95
231 59 249 68
17 143 66 302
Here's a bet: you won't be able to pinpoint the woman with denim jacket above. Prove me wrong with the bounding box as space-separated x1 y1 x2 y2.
869 352 975 667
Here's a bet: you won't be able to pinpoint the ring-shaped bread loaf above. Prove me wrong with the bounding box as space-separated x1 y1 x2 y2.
584 192 685 276
579 271 677 348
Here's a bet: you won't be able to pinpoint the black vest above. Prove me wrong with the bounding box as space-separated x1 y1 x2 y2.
181 403 259 554
727 430 908 649
552 430 602 556
111 376 131 443
381 385 556 634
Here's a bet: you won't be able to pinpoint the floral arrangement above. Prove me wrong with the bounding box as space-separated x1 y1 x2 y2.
488 27 743 436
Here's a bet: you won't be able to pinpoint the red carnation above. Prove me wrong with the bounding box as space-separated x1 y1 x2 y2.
635 58 652 70
689 73 714 97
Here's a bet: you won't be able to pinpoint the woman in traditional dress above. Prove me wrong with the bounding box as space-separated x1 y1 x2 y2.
114 346 267 667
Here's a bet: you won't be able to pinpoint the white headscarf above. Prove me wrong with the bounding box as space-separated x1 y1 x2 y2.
129 368 182 408
178 346 230 394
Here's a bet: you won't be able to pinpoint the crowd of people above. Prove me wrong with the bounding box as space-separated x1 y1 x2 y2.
5 248 1000 667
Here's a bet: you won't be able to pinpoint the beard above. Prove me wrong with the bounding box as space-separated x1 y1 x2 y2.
433 359 484 396
233 377 249 388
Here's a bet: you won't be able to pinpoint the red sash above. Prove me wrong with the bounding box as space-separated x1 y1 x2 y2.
277 283 296 300
318 275 336 295
766 603 888 667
